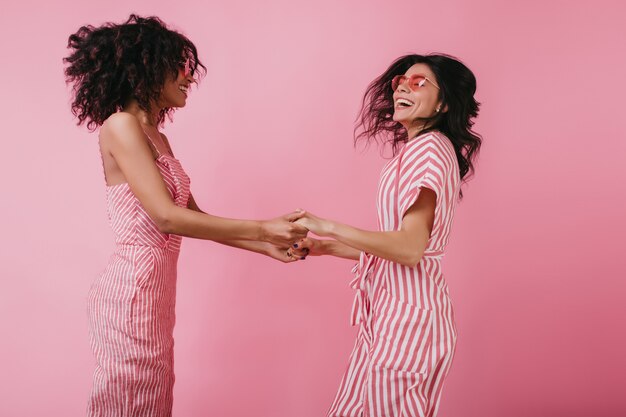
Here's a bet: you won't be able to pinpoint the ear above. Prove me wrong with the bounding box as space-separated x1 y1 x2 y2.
438 102 449 113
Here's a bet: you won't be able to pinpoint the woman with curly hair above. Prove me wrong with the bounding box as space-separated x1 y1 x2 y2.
291 54 482 417
64 14 308 416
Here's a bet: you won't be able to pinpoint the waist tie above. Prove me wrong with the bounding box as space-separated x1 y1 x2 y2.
349 249 445 327
349 252 376 327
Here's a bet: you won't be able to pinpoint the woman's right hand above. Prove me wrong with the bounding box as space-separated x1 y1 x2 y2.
260 211 309 247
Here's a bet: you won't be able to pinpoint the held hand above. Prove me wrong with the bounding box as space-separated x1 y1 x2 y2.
290 237 323 258
260 210 309 247
265 243 303 263
294 211 333 237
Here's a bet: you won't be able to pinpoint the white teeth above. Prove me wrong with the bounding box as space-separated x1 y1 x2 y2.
179 85 188 93
396 98 414 107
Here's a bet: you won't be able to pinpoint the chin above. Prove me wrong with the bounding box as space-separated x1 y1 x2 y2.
164 95 186 108
171 100 186 108
392 114 408 124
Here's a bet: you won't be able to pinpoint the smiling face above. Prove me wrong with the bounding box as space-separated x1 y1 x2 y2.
392 63 443 134
158 60 195 109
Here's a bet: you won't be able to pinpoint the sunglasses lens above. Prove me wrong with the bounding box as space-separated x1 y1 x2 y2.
391 75 405 91
179 58 193 77
410 75 427 90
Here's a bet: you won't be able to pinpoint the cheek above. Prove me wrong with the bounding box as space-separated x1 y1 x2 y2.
426 92 440 106
167 83 180 97
415 93 438 111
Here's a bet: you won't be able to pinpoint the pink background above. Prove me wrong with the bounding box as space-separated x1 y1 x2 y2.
1 1 625 416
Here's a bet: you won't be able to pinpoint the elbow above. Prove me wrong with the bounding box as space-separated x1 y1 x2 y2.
155 216 174 234
154 209 177 234
398 252 423 268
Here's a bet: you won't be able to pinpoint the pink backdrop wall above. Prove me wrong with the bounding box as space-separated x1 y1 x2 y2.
1 0 625 416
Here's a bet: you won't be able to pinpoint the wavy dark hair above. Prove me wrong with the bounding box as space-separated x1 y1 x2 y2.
63 14 206 131
355 53 482 197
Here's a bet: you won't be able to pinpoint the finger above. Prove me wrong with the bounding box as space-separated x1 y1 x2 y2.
284 209 306 222
272 232 300 248
286 244 307 259
283 230 309 245
291 248 308 257
275 238 295 248
295 238 312 250
293 218 309 230
286 250 301 262
291 222 310 237
291 240 311 253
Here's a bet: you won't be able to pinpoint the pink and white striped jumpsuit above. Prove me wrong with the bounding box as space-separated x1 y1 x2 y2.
327 131 460 417
87 129 190 417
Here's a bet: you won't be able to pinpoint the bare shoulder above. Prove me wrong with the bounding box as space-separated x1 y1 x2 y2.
99 112 145 152
101 112 142 138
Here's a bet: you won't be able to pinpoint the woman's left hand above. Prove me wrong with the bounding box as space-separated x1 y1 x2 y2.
266 243 302 263
294 211 333 237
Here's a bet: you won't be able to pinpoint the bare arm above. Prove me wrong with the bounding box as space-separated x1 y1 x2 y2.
187 193 297 262
101 113 307 246
294 188 436 267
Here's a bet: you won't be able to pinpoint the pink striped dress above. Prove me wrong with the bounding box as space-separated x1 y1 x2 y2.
87 129 190 417
327 131 461 417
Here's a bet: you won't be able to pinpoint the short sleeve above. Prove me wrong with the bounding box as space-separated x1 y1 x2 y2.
397 144 447 219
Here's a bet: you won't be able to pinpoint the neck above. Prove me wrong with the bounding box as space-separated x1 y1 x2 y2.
406 121 428 141
122 99 161 127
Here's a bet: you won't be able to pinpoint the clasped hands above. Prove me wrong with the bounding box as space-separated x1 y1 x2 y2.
261 209 332 263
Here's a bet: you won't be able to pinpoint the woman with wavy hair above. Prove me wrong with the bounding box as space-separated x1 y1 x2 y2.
64 15 307 416
291 54 482 417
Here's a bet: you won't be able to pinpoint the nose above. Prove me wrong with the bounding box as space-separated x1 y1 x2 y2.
181 72 195 85
396 81 410 94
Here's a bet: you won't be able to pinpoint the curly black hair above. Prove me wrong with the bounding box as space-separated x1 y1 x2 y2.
355 54 482 198
64 14 206 131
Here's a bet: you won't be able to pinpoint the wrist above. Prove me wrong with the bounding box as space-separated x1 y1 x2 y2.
325 220 338 239
259 241 272 256
255 220 267 241
318 240 333 256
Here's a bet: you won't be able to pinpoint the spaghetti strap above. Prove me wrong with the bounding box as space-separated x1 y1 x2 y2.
140 125 162 158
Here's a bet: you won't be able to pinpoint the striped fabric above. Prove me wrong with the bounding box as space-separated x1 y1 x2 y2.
87 140 190 417
328 131 461 417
